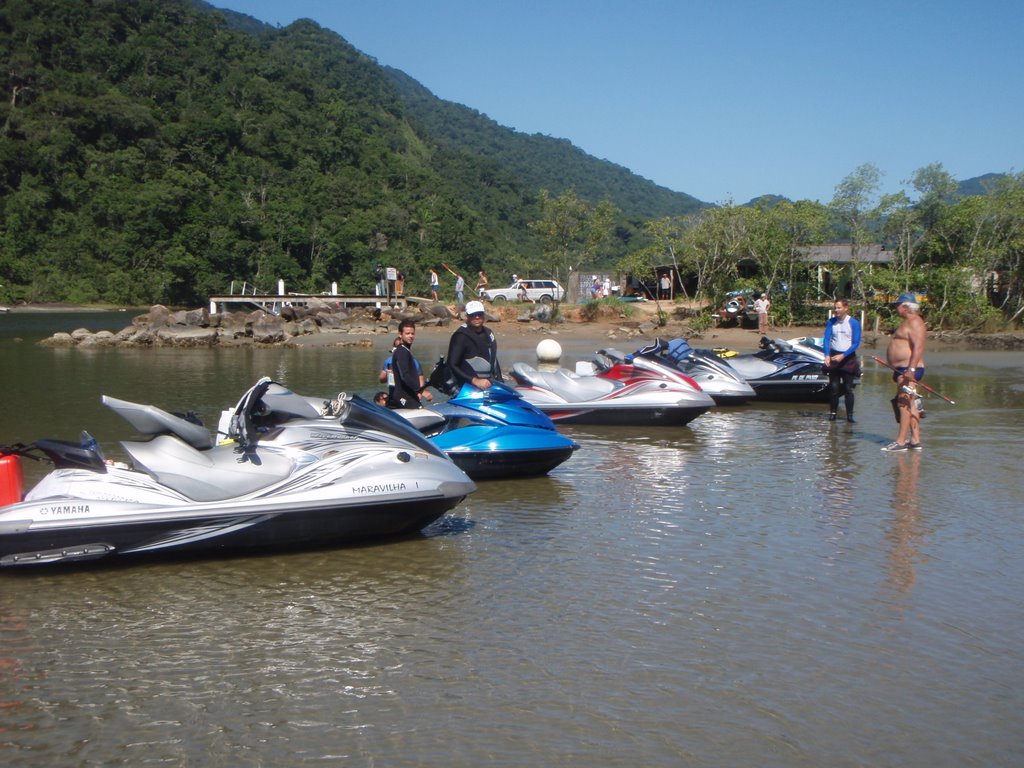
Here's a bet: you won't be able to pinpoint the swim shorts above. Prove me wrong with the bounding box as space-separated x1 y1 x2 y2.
892 366 925 382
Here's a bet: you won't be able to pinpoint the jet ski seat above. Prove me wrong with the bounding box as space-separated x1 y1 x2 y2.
102 395 213 450
511 363 620 402
721 356 779 379
123 435 296 502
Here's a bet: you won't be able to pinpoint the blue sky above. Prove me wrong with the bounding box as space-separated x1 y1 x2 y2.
215 0 1023 205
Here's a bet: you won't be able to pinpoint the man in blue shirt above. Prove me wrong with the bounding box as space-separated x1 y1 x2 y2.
822 298 861 422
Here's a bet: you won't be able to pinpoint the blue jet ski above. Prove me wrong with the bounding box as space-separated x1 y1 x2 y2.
397 381 578 480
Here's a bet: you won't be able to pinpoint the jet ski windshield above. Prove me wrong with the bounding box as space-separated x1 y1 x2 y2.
228 378 448 459
343 395 449 459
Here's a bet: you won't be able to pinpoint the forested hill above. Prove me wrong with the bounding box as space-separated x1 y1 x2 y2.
0 0 707 308
383 67 705 220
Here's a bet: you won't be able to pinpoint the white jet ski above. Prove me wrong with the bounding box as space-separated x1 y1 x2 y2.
0 378 475 567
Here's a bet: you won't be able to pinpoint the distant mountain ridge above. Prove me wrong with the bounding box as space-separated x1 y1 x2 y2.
205 2 1006 214
382 67 706 219
957 173 1008 197
203 2 705 218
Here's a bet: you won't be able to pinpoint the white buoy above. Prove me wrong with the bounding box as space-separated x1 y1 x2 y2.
536 338 562 363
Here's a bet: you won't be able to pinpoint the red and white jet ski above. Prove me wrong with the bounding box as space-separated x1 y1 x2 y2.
509 357 715 426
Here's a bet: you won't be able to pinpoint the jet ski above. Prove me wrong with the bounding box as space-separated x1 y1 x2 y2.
0 378 475 568
596 339 756 405
509 358 715 426
784 336 827 362
700 336 843 402
394 381 578 480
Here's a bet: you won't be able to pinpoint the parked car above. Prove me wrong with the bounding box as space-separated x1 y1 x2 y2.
483 279 565 304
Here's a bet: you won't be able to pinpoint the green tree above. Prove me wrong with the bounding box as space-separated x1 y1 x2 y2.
528 189 618 303
829 163 889 302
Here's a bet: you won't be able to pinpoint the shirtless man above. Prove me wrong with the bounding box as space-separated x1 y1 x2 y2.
883 293 926 452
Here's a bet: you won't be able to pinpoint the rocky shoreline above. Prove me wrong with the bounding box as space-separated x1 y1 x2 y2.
35 301 556 349
29 301 1024 351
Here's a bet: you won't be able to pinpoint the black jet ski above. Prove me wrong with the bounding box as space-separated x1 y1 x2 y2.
699 336 843 403
0 379 475 567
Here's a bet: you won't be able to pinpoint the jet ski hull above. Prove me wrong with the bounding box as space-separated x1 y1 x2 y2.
444 445 577 479
0 493 461 567
745 379 832 402
431 424 577 479
528 402 711 426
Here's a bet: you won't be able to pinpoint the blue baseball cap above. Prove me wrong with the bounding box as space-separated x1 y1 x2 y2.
893 292 917 306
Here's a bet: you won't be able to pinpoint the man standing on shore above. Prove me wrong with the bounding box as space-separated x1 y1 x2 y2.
430 268 440 302
754 293 771 334
883 293 927 452
455 272 466 305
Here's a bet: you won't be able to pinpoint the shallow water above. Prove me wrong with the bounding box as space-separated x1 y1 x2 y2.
1 314 1022 766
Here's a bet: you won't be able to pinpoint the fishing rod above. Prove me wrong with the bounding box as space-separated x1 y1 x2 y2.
869 356 957 404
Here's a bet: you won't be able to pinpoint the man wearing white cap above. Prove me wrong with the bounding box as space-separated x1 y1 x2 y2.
448 301 502 390
883 293 927 452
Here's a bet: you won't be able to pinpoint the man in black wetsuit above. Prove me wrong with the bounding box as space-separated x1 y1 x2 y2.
447 301 502 390
387 319 433 409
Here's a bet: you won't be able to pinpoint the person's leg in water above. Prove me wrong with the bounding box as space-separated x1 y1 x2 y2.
840 370 855 422
828 370 842 420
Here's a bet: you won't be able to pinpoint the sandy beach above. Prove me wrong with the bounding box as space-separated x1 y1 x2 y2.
394 299 1024 354
7 299 1021 352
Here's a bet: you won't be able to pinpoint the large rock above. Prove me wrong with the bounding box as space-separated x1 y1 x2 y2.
423 303 454 320
251 313 287 344
120 327 157 345
132 304 172 328
283 318 319 337
315 312 349 330
155 327 219 347
533 305 555 323
183 307 209 326
39 332 75 347
280 305 307 322
214 311 249 337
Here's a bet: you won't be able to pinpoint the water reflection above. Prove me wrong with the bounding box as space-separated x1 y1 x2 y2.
813 426 859 565
817 425 858 514
884 451 928 597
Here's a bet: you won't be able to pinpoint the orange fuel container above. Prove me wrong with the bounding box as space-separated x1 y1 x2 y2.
0 453 25 506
